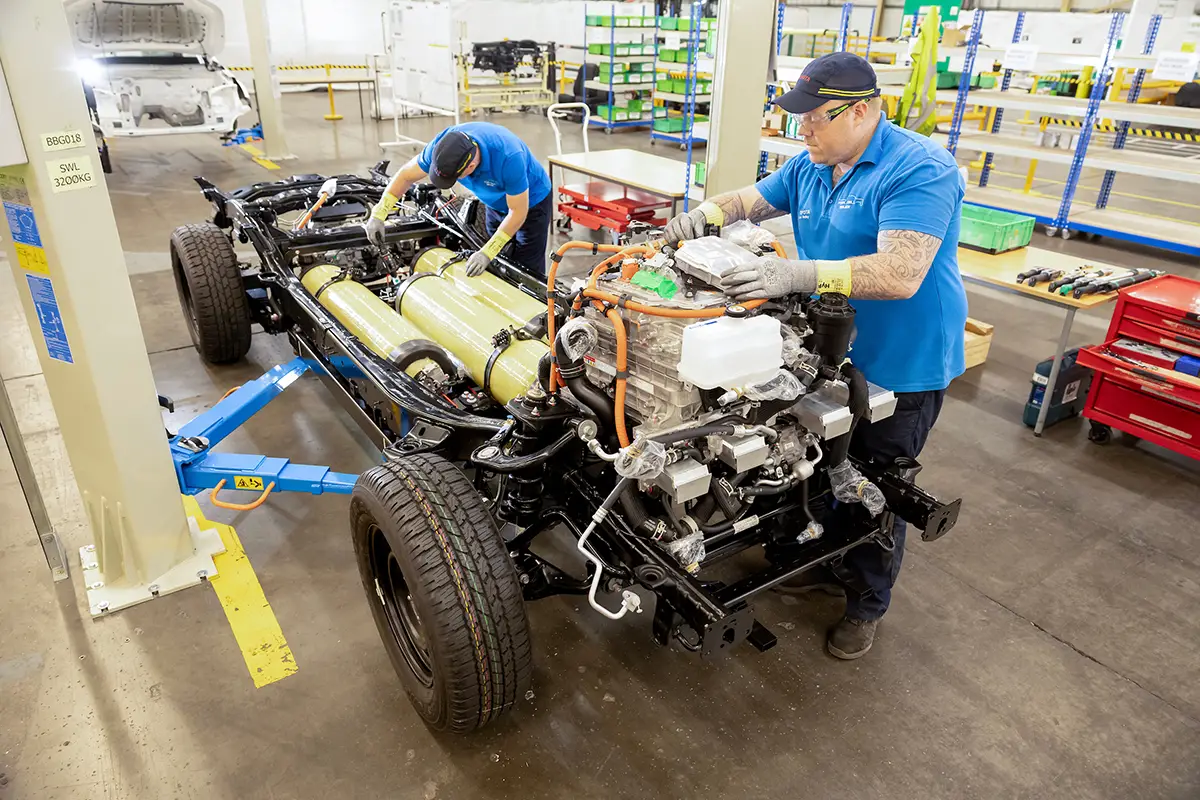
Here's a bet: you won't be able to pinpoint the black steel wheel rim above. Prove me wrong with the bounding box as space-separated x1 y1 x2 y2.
369 524 434 687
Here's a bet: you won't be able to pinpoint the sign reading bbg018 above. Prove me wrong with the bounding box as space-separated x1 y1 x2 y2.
45 155 97 193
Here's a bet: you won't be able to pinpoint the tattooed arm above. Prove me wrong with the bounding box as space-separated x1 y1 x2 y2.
843 230 942 300
664 186 786 244
706 185 789 226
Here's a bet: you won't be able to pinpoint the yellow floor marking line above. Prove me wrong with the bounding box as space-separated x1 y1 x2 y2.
183 496 298 688
238 143 281 171
984 168 1200 211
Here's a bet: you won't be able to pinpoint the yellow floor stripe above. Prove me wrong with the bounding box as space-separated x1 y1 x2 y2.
183 496 298 688
238 143 280 171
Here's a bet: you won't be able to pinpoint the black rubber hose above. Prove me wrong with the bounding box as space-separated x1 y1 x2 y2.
712 475 743 521
536 352 553 393
618 485 670 539
555 329 617 434
825 363 870 468
741 479 796 497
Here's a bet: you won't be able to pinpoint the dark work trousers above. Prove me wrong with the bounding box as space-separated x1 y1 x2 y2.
842 389 946 621
484 191 554 281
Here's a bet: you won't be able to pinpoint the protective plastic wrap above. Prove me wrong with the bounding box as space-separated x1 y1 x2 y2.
797 521 824 544
614 438 668 480
720 220 779 251
558 318 599 361
743 369 803 402
826 461 886 516
663 532 706 572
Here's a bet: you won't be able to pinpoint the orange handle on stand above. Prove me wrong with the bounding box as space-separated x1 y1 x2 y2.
210 479 276 511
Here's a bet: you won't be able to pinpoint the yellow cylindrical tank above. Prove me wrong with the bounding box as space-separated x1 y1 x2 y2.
414 247 546 334
300 264 435 376
398 271 547 404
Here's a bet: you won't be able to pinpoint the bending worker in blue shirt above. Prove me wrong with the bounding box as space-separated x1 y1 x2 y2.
664 52 968 661
366 121 554 279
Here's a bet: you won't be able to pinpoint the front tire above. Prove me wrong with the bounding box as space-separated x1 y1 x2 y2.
351 454 532 733
170 223 252 364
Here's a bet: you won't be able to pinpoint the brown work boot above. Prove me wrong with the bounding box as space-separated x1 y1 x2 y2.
826 616 878 660
774 564 846 597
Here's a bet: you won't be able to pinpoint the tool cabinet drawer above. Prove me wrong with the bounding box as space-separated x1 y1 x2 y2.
1088 374 1200 448
1077 342 1200 409
1115 317 1200 360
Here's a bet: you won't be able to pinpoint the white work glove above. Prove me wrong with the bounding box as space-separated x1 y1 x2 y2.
722 256 818 301
364 191 400 248
465 250 492 277
664 208 710 246
364 216 386 247
664 200 724 246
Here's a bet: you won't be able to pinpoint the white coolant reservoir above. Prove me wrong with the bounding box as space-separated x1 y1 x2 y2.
677 315 783 390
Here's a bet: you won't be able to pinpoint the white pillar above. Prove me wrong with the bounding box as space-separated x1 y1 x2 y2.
0 0 222 614
705 0 777 196
243 0 294 160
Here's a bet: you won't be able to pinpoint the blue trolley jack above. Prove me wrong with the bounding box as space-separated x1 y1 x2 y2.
168 358 359 510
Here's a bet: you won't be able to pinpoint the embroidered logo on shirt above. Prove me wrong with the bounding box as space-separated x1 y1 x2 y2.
836 194 866 210
483 179 500 188
797 209 812 220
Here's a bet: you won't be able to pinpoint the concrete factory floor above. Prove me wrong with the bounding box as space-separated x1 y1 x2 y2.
1 93 1199 799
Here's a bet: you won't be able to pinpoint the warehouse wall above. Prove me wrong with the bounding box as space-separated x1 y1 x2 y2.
201 0 1199 69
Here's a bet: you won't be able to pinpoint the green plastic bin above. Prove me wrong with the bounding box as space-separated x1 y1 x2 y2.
936 71 998 90
654 118 686 133
959 205 1035 254
659 16 679 30
596 105 630 123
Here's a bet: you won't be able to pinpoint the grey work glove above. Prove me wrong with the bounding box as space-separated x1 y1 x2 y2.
664 208 710 246
364 216 386 248
465 250 492 277
722 255 818 301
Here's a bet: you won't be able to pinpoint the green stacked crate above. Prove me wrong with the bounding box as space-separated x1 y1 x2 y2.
695 80 712 95
627 98 644 113
652 105 667 118
597 60 628 73
614 15 632 26
653 118 686 133
585 14 605 26
659 16 679 30
596 105 630 122
702 17 718 30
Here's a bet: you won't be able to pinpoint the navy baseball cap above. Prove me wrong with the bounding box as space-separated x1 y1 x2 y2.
775 52 880 115
428 130 478 190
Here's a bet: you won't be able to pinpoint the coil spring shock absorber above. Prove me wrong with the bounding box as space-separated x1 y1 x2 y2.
499 425 545 527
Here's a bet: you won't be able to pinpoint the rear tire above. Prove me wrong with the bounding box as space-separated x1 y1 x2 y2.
170 223 252 364
350 454 532 733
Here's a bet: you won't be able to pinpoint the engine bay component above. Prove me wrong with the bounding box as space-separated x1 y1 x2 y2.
173 164 963 735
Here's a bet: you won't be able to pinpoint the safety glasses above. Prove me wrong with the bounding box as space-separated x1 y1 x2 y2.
793 101 860 133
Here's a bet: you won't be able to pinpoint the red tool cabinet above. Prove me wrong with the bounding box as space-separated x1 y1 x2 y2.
1077 275 1200 460
556 182 671 234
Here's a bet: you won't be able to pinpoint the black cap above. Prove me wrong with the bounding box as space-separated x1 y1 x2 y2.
428 130 478 190
774 52 879 115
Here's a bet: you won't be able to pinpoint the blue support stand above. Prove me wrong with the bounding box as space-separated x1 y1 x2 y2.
681 0 703 211
1054 12 1125 233
979 11 1025 188
169 358 359 500
865 7 877 59
947 10 986 156
759 0 788 178
837 3 853 52
1096 14 1162 209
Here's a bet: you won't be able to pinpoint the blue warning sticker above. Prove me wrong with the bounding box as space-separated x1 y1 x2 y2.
25 274 74 364
4 201 42 247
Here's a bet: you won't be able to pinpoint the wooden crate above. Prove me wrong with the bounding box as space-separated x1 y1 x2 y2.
964 318 994 369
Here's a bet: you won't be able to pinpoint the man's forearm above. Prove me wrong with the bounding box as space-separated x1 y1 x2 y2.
833 230 941 300
704 186 787 226
497 210 526 239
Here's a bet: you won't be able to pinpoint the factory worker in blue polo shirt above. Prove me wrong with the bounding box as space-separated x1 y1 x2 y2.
664 52 968 661
366 121 554 279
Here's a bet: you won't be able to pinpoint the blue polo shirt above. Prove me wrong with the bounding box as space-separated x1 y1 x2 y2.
417 122 551 213
755 114 968 393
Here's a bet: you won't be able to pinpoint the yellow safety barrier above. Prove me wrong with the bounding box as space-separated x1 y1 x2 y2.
1040 115 1200 143
227 63 370 122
